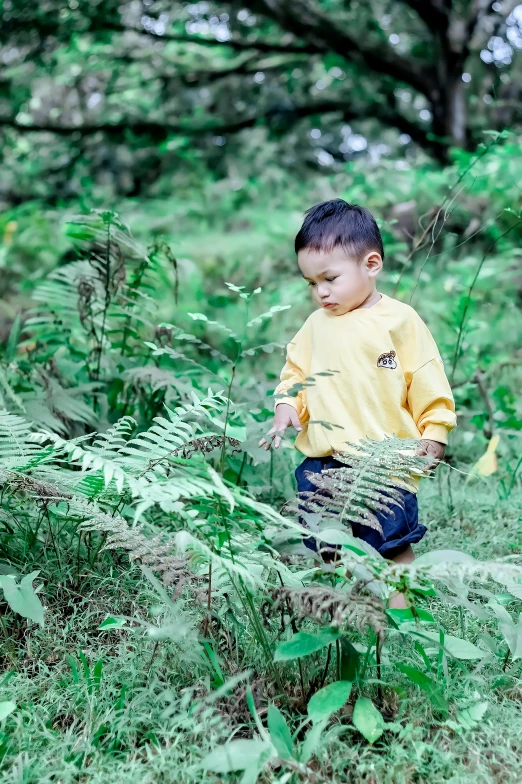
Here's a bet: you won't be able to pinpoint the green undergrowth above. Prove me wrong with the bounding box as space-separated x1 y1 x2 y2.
1 480 522 783
0 181 521 783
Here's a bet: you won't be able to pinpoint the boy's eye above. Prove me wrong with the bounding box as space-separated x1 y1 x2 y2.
325 277 338 282
308 281 316 287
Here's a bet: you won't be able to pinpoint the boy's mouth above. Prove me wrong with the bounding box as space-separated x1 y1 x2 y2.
322 302 338 309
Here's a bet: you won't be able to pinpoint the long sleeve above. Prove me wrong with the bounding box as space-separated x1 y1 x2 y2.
393 307 457 445
407 357 456 444
273 325 311 423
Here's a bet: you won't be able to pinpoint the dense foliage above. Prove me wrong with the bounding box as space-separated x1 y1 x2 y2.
2 0 522 203
0 133 521 782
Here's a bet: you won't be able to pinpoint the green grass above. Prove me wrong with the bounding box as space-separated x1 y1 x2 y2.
2 477 522 783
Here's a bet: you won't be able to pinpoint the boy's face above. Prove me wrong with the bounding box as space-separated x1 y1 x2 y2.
298 245 382 316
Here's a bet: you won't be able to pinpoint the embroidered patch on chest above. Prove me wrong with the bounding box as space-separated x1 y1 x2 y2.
377 350 397 369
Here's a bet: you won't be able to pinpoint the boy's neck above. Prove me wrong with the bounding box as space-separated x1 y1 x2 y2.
356 288 381 310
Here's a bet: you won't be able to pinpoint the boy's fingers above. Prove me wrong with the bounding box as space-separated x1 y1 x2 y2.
271 424 287 448
289 410 302 432
259 423 286 449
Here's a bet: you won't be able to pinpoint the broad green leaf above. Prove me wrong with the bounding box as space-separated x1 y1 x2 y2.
299 719 328 764
340 639 360 681
274 628 341 662
414 550 475 566
202 739 272 773
0 571 44 627
307 681 352 724
98 617 128 630
352 697 384 744
0 702 16 721
267 705 294 759
0 563 20 577
93 659 103 693
402 629 487 660
489 603 522 659
316 529 358 546
387 608 435 624
396 664 448 714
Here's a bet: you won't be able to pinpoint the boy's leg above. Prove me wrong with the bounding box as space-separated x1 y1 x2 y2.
295 456 343 558
388 545 415 609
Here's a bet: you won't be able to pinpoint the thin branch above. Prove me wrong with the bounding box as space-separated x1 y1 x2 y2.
450 220 522 383
474 368 495 439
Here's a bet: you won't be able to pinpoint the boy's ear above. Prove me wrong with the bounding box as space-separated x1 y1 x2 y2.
364 251 383 277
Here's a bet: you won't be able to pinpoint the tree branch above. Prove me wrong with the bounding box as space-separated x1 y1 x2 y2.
176 55 308 87
103 21 320 55
0 15 317 55
243 0 437 97
395 0 449 33
0 96 444 158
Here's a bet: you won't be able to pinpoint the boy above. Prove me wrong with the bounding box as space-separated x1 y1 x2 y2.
259 200 456 607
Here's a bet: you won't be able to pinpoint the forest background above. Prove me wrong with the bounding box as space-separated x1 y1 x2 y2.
1 1 522 782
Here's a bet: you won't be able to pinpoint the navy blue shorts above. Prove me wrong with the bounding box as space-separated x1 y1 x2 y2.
295 456 426 559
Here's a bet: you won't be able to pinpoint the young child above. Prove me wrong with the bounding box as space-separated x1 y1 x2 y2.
259 199 456 607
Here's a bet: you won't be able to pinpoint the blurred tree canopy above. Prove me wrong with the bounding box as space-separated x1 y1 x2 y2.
1 0 521 202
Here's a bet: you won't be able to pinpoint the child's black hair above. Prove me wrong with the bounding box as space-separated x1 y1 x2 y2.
294 199 384 260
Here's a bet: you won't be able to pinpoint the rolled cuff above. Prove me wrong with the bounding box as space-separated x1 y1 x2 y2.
421 424 452 444
274 396 303 416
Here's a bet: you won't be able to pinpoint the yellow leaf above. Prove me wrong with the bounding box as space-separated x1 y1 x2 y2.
468 435 500 480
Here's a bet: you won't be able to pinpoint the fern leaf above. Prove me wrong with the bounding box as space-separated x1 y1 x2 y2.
296 437 424 536
0 410 39 463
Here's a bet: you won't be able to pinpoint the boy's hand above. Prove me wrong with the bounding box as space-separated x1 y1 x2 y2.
416 439 445 470
259 403 302 450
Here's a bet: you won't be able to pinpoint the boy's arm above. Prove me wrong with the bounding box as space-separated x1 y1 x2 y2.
274 355 309 420
273 326 311 422
259 328 310 450
408 356 456 447
401 311 457 452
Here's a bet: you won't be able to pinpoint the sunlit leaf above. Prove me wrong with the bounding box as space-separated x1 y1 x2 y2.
307 681 352 724
0 702 16 722
202 739 272 773
0 571 44 627
468 435 500 480
267 705 294 759
352 697 384 744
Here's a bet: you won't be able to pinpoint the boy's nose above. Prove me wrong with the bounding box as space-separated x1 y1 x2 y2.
317 284 330 298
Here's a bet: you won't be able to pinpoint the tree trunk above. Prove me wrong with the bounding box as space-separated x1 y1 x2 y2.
446 70 468 147
431 28 469 152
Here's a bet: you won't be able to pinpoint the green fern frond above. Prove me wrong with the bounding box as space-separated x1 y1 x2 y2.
144 342 224 380
91 417 137 457
26 261 92 346
298 437 425 535
26 212 164 367
0 366 26 413
0 410 40 464
119 392 227 467
28 392 231 504
123 366 184 393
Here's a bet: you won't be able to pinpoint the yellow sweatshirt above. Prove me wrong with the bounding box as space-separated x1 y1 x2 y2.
275 293 456 457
